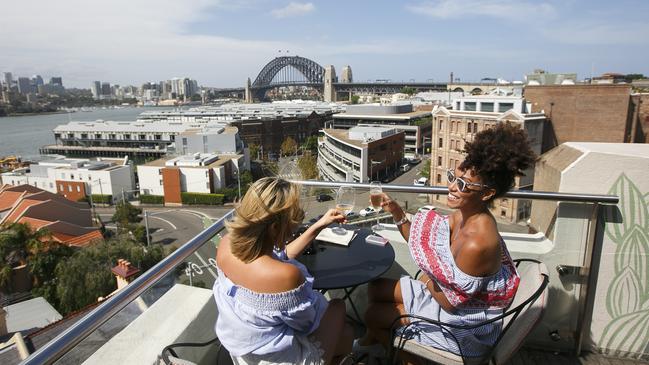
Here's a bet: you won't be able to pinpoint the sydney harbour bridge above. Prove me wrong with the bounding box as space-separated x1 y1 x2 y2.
211 55 489 102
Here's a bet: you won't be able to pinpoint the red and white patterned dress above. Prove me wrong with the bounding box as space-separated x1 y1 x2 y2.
398 209 520 357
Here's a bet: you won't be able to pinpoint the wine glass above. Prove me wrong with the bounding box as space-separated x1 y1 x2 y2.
369 181 383 231
332 186 355 235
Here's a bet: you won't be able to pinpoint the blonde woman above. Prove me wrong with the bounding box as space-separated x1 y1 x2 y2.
213 177 354 364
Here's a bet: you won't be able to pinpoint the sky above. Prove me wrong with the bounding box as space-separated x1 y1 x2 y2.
1 0 647 89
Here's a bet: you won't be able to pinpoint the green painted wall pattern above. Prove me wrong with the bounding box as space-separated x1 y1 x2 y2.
600 174 649 355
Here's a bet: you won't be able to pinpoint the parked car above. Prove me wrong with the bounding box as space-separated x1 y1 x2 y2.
346 212 358 219
401 164 411 172
418 205 437 213
413 177 428 186
359 206 380 217
316 194 333 202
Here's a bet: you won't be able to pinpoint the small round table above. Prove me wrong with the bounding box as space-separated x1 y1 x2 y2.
297 227 395 322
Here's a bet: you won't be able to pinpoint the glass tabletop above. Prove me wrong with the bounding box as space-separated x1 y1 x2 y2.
297 227 395 290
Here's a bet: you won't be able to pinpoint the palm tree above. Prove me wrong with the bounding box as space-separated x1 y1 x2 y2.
0 222 52 290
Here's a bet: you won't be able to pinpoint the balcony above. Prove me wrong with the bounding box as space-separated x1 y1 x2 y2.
16 143 649 364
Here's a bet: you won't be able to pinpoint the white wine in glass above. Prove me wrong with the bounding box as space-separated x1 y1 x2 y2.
332 186 355 235
369 181 383 231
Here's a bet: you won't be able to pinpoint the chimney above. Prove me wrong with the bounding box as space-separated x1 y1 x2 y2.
111 259 141 290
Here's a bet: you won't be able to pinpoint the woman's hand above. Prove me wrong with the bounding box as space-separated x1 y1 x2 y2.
313 209 346 231
378 193 405 219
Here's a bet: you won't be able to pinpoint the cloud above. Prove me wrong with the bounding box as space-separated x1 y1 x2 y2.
270 2 315 19
406 0 555 20
0 0 292 87
541 21 649 45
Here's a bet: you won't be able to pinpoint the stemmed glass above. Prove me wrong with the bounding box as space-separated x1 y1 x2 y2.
369 181 383 231
332 186 355 235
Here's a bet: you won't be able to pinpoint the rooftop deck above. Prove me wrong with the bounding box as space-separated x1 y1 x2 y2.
14 142 649 364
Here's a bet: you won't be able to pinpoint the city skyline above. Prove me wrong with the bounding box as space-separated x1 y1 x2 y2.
1 0 648 89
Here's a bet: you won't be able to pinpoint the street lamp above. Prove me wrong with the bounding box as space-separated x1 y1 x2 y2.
142 209 173 247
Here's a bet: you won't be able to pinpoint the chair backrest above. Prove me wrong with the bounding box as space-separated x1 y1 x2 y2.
492 260 549 364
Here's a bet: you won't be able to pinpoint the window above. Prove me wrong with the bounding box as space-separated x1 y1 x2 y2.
76 186 81 192
498 103 514 112
473 123 478 133
61 173 65 179
501 209 507 217
139 134 146 140
54 133 61 139
59 184 64 191
437 156 442 166
467 123 471 133
68 185 72 192
438 120 443 130
438 138 443 148
464 102 477 111
70 174 74 179
155 134 162 140
159 179 163 186
49 182 54 189
109 134 116 139
170 135 175 141
81 134 88 139
67 133 74 138
95 134 102 139
436 174 442 184
451 121 455 132
124 134 131 140
481 102 494 112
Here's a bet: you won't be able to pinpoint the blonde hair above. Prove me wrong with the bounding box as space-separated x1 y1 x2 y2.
226 177 305 263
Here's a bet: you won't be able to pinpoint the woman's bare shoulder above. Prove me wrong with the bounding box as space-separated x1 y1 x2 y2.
217 236 304 293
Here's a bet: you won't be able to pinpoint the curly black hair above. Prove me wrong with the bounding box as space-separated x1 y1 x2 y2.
459 123 536 201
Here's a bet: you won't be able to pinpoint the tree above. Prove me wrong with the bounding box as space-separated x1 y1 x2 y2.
112 201 142 227
400 86 416 96
280 137 298 157
350 95 360 104
54 237 164 314
419 160 431 180
297 153 318 180
248 143 260 161
0 222 53 290
301 136 319 154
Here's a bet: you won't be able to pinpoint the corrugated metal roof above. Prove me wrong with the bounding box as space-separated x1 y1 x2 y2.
4 297 62 334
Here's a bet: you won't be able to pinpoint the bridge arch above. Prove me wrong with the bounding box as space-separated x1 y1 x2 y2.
252 56 325 87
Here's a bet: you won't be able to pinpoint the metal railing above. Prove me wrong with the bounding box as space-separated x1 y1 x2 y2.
292 180 619 204
21 181 619 364
22 211 234 365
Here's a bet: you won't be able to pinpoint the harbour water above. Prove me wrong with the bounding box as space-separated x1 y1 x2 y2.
0 107 176 159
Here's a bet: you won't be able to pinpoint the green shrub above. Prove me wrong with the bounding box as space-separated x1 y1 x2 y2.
140 195 164 204
91 194 112 204
181 192 224 205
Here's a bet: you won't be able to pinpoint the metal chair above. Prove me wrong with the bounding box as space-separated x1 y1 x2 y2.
389 259 549 365
160 336 232 365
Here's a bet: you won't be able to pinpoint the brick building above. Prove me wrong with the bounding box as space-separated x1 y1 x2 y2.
431 96 545 223
524 85 645 151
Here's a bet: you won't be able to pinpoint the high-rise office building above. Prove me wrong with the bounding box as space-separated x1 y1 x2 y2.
50 77 63 86
32 75 44 86
3 72 13 90
101 82 111 96
91 81 101 100
17 77 33 95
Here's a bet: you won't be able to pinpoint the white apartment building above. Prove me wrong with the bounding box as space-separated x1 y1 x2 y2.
0 157 135 203
431 95 545 222
137 153 246 203
318 126 405 183
136 101 344 123
331 103 431 158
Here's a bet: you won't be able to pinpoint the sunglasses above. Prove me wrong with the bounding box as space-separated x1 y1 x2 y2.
446 169 490 193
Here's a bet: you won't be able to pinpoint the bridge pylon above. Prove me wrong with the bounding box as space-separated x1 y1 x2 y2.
244 78 252 103
324 65 337 102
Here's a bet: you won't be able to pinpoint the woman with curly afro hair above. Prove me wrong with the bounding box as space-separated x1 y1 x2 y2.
353 123 536 360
